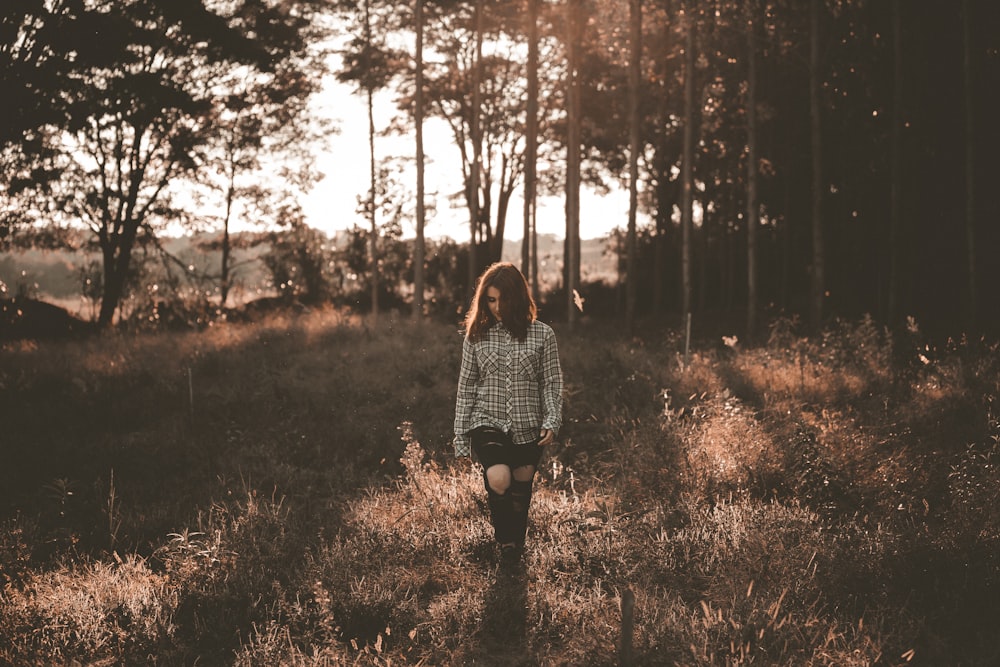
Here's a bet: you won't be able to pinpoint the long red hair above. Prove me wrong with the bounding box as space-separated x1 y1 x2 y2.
463 262 537 342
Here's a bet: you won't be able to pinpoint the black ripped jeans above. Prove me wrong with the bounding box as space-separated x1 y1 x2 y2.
470 426 544 546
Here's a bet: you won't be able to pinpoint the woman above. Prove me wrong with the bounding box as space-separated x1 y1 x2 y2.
453 262 563 559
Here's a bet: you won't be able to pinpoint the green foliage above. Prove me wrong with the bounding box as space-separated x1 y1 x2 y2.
1 314 998 665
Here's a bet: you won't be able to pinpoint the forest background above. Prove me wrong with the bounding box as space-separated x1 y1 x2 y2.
2 1 1000 665
2 0 998 338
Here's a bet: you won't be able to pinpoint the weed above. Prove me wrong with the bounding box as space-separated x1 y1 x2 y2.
0 312 998 664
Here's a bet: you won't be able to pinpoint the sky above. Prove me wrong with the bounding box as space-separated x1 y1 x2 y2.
300 76 632 243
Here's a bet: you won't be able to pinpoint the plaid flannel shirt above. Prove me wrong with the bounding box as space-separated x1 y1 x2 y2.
453 320 563 457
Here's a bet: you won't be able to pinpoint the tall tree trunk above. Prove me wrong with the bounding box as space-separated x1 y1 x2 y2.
565 0 582 327
745 2 758 340
722 209 732 310
780 166 791 309
486 157 521 266
364 0 378 322
413 0 426 320
492 161 512 263
651 161 669 316
697 204 707 312
886 0 903 323
98 243 119 327
469 0 484 295
522 0 539 293
626 0 642 331
221 171 234 308
808 0 825 329
367 84 378 320
680 3 695 319
809 0 826 329
651 1 672 318
962 0 977 328
887 0 901 324
531 202 538 298
98 224 139 327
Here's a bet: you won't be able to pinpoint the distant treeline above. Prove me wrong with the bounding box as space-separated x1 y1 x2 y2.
0 230 615 325
2 2 998 335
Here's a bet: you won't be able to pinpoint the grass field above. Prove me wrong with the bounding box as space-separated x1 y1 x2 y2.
1 310 998 665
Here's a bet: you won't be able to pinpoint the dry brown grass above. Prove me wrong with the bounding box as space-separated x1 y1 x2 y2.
1 311 998 665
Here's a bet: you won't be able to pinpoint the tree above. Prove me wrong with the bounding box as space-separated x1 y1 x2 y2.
565 0 583 327
625 0 642 330
1 3 133 147
961 0 977 328
887 0 902 324
1 3 146 244
648 1 680 318
522 0 541 297
202 58 329 308
808 0 825 329
745 0 759 339
337 0 402 321
262 209 337 304
680 1 696 320
341 163 414 309
414 1 543 280
469 0 484 293
49 13 224 326
3 0 324 326
413 0 427 319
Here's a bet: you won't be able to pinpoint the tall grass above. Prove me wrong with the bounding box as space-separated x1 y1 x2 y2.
1 311 998 665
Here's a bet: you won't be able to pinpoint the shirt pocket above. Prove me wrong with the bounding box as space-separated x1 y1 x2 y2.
516 348 539 380
478 348 500 376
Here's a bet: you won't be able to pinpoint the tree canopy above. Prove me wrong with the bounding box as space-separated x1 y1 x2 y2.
3 0 999 334
1 0 332 326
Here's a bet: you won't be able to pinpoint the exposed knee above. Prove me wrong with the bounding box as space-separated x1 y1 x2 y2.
485 465 512 495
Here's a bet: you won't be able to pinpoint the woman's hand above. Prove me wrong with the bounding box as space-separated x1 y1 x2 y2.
538 428 555 446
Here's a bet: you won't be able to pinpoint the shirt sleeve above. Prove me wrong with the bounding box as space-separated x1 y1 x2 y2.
453 335 478 457
540 327 563 435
